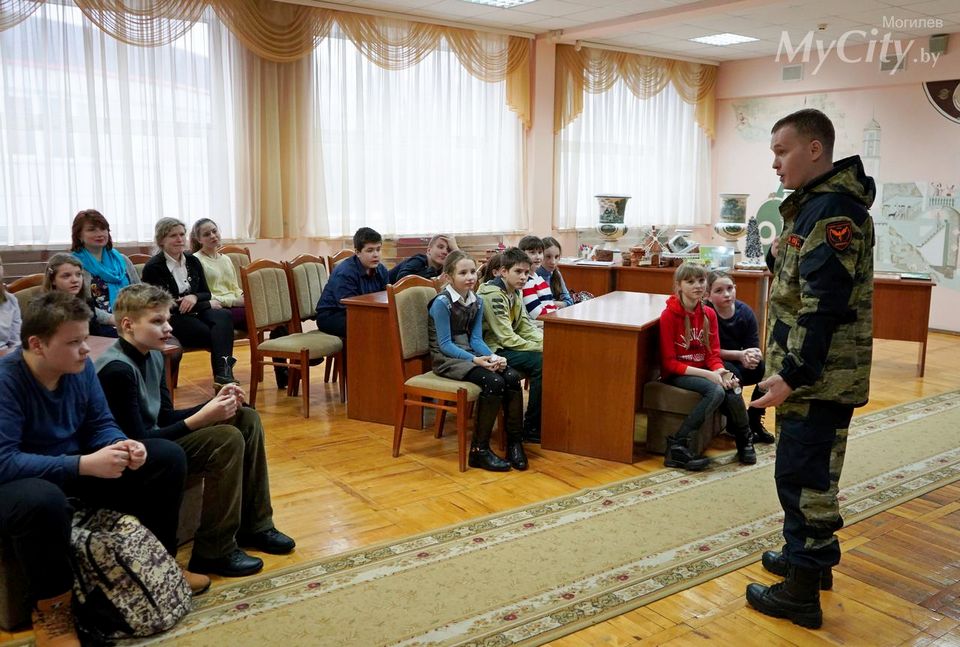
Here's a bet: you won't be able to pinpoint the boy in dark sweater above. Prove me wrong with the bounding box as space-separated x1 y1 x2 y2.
0 292 198 647
387 234 455 283
96 284 294 579
315 227 389 338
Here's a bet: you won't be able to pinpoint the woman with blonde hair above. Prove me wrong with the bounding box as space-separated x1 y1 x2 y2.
141 217 237 385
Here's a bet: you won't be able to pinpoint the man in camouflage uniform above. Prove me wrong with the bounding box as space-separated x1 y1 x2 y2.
745 109 875 629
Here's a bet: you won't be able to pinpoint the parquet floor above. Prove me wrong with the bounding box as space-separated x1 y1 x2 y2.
3 332 959 645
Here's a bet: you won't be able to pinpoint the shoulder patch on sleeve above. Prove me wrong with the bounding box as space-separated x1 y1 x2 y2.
787 234 804 249
825 221 853 251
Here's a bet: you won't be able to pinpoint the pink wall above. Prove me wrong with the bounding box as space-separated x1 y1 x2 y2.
714 33 960 331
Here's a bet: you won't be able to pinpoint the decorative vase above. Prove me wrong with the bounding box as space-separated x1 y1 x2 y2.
718 193 749 223
595 195 630 242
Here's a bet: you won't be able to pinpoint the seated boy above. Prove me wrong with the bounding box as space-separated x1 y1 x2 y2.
387 234 455 283
478 247 544 444
95 284 295 579
517 236 558 321
0 292 201 647
315 227 389 338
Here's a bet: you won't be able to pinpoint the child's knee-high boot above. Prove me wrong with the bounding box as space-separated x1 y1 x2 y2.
734 424 757 464
503 388 528 470
469 395 511 471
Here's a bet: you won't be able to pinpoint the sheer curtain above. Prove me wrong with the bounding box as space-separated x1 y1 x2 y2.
0 2 239 246
556 79 710 230
307 24 526 239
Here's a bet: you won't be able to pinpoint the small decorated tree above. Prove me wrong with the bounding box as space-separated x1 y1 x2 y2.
744 217 763 265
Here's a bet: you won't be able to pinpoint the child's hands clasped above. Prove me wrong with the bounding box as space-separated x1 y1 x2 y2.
741 347 762 369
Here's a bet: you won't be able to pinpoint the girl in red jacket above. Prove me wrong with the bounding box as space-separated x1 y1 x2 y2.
658 263 756 471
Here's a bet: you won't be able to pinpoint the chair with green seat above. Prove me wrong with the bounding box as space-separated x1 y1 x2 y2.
387 275 496 472
240 259 343 418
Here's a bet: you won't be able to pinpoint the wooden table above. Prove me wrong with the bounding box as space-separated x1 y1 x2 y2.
560 264 769 334
342 292 423 429
873 276 934 377
541 291 668 463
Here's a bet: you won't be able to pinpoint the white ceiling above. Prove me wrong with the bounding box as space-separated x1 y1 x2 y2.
301 0 960 62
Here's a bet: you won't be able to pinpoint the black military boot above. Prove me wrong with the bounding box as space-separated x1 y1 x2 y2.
762 550 833 590
663 435 710 471
214 355 240 386
746 563 824 629
468 395 511 472
749 406 775 443
734 425 757 464
503 389 528 470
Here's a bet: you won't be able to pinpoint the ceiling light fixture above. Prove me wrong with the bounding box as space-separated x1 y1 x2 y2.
690 33 759 46
459 0 538 7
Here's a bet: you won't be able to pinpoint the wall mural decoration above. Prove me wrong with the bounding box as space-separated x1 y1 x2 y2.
923 80 960 125
878 181 960 286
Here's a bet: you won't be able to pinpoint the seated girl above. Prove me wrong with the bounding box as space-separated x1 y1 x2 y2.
189 218 246 330
706 271 774 443
537 237 593 306
428 250 527 471
43 253 117 337
0 253 21 357
657 263 756 471
141 218 237 386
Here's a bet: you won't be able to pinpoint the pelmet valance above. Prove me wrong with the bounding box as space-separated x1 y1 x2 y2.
0 0 531 127
554 43 716 138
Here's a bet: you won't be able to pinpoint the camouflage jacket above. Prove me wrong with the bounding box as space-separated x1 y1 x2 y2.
765 156 876 406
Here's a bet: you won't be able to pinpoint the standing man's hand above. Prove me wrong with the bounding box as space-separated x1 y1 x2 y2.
752 374 792 408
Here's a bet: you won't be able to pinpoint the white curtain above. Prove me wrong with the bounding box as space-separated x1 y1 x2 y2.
307 24 526 239
556 80 710 230
0 2 239 246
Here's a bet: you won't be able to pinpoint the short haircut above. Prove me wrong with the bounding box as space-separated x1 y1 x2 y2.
673 262 708 286
43 253 90 301
20 291 91 346
499 247 531 271
707 270 733 290
114 283 174 324
517 235 544 252
353 227 382 251
71 209 113 252
427 234 453 250
154 217 187 249
442 249 473 276
772 108 835 159
189 218 217 253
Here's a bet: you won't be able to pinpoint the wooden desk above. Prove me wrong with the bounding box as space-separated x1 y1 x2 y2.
557 263 615 297
541 291 668 463
342 292 423 429
873 277 934 376
614 266 769 335
87 336 178 404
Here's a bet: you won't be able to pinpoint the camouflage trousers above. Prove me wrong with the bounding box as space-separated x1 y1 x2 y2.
774 399 853 570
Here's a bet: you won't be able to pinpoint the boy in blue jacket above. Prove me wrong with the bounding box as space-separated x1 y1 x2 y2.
315 227 389 338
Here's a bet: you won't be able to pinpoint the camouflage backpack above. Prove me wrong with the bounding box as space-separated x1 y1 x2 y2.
70 507 192 641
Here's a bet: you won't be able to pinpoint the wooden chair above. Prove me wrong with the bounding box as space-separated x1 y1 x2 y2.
387 275 486 472
284 254 344 401
7 273 44 304
218 245 252 284
327 249 354 272
128 253 151 279
240 259 343 418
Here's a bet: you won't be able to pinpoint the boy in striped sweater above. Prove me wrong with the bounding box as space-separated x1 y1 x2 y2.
517 236 558 322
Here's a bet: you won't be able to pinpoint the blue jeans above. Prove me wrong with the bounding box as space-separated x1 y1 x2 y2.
665 374 749 441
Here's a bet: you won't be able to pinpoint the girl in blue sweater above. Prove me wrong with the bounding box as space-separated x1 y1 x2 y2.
427 250 527 471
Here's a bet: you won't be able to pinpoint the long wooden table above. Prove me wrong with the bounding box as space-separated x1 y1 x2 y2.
541 291 668 464
342 292 423 429
560 264 769 334
873 276 934 376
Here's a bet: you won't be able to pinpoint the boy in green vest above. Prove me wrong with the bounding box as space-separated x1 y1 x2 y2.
95 284 295 579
